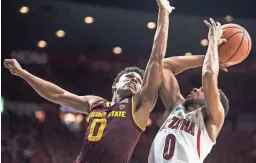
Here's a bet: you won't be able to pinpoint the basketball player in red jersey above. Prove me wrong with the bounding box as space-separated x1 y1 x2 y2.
4 0 174 162
149 19 230 163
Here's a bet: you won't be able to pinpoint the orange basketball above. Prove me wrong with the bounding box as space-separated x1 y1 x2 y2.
218 24 252 67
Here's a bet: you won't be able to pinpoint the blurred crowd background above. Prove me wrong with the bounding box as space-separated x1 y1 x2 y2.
1 0 256 163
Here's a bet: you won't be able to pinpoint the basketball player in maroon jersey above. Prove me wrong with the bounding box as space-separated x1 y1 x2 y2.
4 0 174 162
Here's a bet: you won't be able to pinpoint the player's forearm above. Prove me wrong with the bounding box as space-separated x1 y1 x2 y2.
151 10 170 62
139 10 170 106
202 37 219 76
164 55 205 75
202 38 224 130
20 70 66 102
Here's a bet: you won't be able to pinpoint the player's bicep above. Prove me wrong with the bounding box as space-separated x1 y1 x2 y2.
160 68 184 111
55 92 89 113
56 93 102 114
206 103 224 142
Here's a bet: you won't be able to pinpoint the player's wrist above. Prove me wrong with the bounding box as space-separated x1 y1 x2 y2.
19 69 29 79
159 8 170 15
208 36 219 46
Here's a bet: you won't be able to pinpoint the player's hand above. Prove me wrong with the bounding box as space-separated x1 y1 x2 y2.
204 18 227 44
157 0 175 14
4 59 25 77
220 64 228 72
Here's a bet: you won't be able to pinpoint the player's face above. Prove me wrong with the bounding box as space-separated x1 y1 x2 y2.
115 72 143 97
184 87 206 112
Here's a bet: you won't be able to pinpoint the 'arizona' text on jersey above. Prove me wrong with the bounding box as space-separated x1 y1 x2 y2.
148 105 215 163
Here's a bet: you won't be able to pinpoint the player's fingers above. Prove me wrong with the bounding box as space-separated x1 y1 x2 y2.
4 59 11 68
221 38 227 43
220 65 228 72
221 67 228 72
204 20 212 28
210 18 217 29
219 38 227 45
4 60 8 68
8 64 14 69
165 0 170 5
222 68 228 72
217 22 222 29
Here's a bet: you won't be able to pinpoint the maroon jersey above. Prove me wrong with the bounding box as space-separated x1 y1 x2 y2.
74 96 145 163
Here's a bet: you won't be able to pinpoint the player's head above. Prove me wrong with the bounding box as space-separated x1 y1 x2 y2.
183 87 229 116
112 67 144 98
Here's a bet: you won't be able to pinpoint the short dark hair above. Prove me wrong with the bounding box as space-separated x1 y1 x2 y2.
112 67 145 93
219 89 229 116
113 67 144 84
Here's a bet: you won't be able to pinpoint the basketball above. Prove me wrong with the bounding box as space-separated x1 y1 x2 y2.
218 24 252 67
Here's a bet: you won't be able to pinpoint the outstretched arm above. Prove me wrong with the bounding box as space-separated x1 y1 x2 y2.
4 59 102 114
163 55 205 75
202 19 227 142
137 0 174 113
160 54 227 116
160 55 204 118
159 55 203 121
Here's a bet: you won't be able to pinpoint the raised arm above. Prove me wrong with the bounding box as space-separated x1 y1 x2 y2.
163 55 204 75
137 0 174 112
160 55 204 121
202 19 227 142
4 59 102 114
160 53 228 118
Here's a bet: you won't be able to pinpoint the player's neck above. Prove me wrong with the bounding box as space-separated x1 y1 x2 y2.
111 93 125 105
187 104 201 112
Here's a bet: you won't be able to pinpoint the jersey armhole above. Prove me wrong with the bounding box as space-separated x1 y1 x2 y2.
131 96 146 131
198 110 216 145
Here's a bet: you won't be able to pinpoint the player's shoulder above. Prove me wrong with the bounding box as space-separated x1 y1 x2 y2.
171 105 185 113
164 105 186 120
83 95 107 110
83 95 105 103
170 105 203 119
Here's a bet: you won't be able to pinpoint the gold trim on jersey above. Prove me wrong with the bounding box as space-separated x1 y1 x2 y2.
105 101 111 107
131 96 146 131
